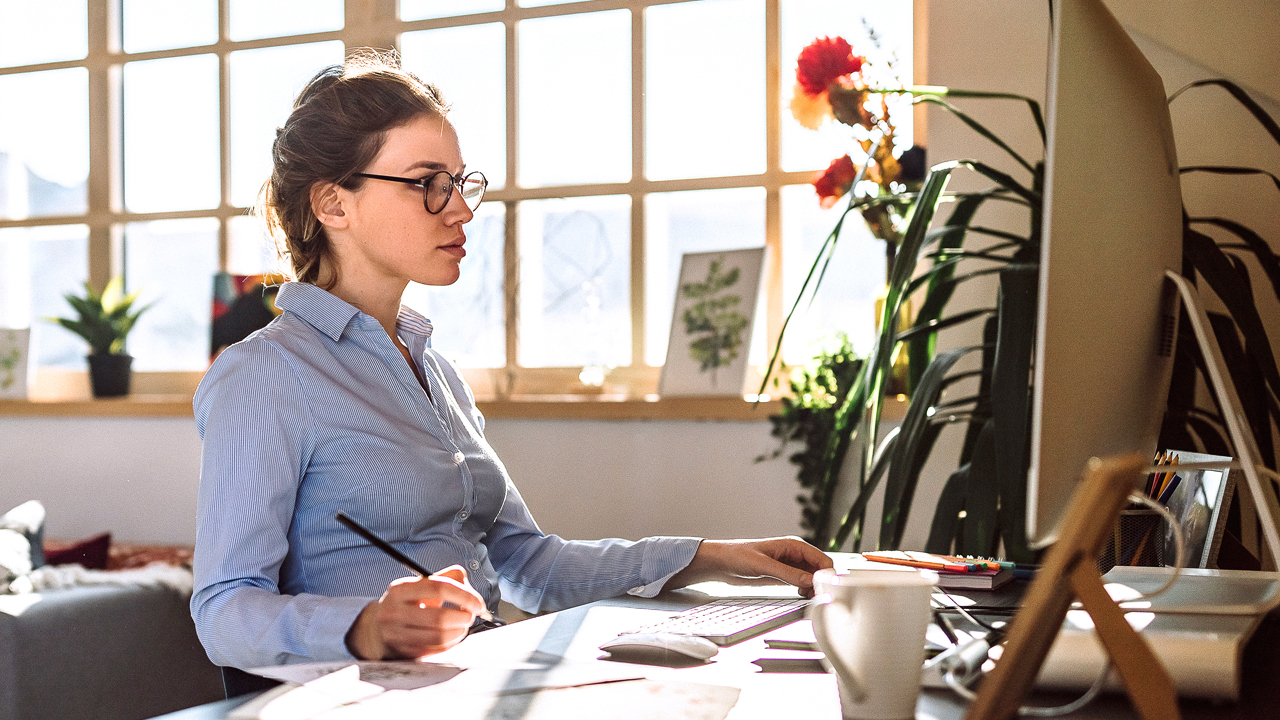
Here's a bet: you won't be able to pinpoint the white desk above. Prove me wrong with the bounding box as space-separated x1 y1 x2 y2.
153 586 1280 720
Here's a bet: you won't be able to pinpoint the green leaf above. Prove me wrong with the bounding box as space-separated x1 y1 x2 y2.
990 265 1039 563
44 276 152 356
879 346 978 549
924 464 970 554
1180 166 1280 195
891 85 1047 144
1184 227 1280 411
1168 79 1280 148
910 96 1038 176
829 426 900 551
959 419 1000 556
1188 217 1280 303
894 307 994 344
100 276 125 314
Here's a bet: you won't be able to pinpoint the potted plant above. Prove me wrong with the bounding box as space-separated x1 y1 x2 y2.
47 277 152 398
768 32 1280 564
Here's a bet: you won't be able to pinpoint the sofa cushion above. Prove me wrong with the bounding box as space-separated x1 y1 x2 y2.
43 533 111 570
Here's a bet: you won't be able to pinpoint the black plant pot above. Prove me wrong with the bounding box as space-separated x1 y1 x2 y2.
87 353 132 398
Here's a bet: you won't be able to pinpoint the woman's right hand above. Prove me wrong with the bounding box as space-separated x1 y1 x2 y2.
345 565 488 660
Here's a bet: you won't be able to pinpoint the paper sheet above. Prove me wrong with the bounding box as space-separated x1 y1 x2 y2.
248 660 464 690
410 679 740 720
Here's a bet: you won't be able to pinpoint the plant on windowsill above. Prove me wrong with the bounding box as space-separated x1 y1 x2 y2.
47 276 152 398
757 334 862 548
766 34 1280 563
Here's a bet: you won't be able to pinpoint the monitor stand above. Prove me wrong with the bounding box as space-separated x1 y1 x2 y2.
1099 272 1280 617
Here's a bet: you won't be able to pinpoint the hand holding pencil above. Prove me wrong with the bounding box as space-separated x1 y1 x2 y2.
338 511 494 661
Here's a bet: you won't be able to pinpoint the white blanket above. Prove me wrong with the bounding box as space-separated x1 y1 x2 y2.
7 562 194 596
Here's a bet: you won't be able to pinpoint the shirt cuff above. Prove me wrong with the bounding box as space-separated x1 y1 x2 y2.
626 536 703 598
299 594 376 663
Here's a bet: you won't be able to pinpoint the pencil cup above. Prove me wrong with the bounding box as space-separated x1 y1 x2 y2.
1096 507 1165 574
810 568 939 720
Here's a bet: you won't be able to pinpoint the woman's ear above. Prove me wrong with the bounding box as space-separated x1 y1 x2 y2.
310 182 349 229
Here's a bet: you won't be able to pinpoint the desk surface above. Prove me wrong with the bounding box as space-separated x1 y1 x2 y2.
155 586 1280 720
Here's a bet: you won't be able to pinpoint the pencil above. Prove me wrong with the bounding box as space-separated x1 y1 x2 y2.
863 553 973 573
336 511 495 622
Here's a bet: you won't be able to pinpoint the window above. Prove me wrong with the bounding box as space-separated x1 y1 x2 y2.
0 0 911 397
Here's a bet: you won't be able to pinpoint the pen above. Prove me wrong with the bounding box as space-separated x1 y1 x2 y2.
336 511 495 623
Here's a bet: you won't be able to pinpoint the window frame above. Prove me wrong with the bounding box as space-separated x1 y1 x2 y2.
0 0 914 402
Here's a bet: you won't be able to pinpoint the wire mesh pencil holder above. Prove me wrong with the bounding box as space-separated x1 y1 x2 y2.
1096 507 1165 574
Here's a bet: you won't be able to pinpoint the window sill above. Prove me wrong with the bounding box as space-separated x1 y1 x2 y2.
0 370 910 422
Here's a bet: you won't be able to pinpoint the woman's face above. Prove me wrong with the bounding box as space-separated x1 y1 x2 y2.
332 113 474 289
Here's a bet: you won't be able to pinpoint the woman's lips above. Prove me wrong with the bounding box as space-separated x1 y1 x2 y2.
440 239 466 259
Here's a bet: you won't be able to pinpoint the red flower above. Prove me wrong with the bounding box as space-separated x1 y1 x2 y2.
814 155 858 209
796 36 863 97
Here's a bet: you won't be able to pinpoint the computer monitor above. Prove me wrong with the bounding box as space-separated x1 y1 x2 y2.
1027 0 1184 546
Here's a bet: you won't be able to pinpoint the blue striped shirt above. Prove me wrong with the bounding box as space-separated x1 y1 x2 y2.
190 282 700 669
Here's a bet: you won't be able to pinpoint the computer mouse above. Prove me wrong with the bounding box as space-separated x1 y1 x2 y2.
599 632 720 666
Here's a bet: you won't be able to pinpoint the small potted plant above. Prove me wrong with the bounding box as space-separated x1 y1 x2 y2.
47 277 152 398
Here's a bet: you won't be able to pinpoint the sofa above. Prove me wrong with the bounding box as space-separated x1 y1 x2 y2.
0 579 224 720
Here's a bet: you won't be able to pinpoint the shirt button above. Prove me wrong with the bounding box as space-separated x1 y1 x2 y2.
459 510 469 520
469 560 480 571
453 451 465 464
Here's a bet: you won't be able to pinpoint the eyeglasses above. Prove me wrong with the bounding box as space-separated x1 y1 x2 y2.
352 170 487 214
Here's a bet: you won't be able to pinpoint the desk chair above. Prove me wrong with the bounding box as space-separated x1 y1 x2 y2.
221 666 281 699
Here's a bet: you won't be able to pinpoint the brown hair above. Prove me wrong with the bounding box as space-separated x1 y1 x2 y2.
258 49 448 288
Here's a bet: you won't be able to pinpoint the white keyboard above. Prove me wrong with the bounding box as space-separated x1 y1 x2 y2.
623 597 811 646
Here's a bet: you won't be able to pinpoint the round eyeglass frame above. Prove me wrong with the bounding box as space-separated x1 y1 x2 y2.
352 170 487 214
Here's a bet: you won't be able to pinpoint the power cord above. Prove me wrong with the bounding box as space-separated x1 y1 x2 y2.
931 476 1194 715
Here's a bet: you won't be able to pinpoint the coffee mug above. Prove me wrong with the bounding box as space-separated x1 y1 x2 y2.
810 567 939 720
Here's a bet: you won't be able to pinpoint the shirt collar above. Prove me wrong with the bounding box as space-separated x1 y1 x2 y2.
396 303 434 342
274 282 433 342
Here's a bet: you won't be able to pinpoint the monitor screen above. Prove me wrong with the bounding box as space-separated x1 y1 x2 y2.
1027 0 1184 545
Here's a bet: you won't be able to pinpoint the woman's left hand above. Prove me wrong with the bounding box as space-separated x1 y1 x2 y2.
667 537 834 597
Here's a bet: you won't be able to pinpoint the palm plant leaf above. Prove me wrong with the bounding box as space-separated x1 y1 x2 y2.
894 307 994 344
960 419 1000 555
1183 225 1280 410
760 203 859 394
907 193 989 391
1208 312 1276 468
878 346 978 548
815 164 959 551
925 464 971 553
894 85 1047 143
990 264 1039 562
910 95 1038 175
1188 217 1280 301
1181 166 1280 194
829 427 900 551
1168 79 1280 147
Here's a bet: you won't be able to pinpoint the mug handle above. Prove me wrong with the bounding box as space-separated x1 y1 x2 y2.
810 595 867 702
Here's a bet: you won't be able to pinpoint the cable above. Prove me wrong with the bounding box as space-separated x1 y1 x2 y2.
933 587 1006 637
939 652 1112 717
1116 491 1187 604
1016 663 1112 717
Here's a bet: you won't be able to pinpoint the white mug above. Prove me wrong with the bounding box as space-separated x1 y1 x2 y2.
809 567 939 720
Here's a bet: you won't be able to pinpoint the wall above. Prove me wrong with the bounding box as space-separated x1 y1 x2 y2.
0 415 808 545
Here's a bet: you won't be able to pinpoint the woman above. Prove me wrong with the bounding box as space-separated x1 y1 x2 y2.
191 51 830 670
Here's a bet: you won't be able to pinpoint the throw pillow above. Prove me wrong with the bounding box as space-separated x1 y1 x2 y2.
0 499 45 568
43 532 112 570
